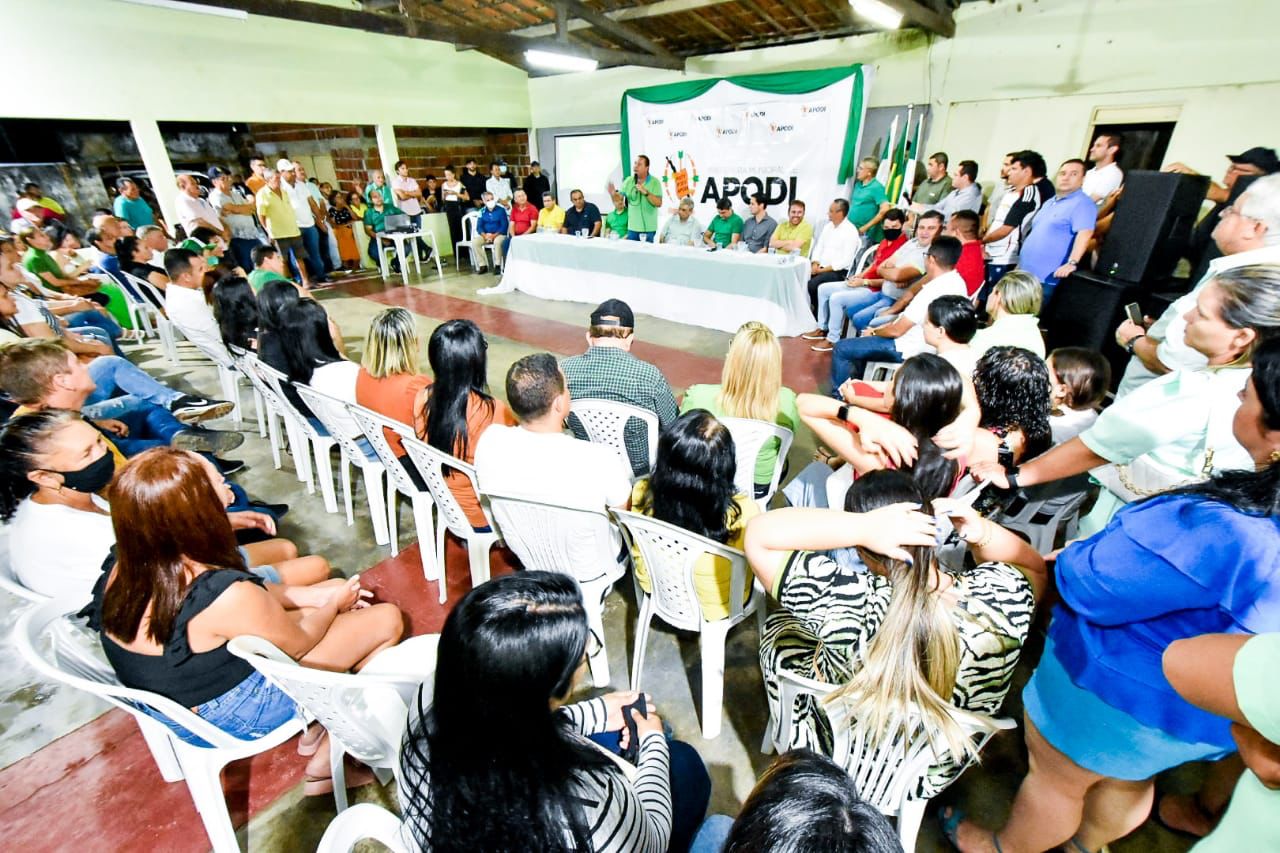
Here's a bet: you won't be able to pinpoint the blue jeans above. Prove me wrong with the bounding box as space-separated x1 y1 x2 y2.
690 815 734 853
85 356 180 408
1042 277 1060 306
626 230 657 243
830 335 903 391
978 262 1016 309
848 295 896 334
137 670 298 748
65 310 126 356
589 730 710 853
89 398 187 455
299 226 326 281
229 237 260 273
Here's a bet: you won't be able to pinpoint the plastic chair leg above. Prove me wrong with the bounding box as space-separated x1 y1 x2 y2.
177 749 240 853
411 494 437 582
265 412 283 470
385 484 400 557
584 597 610 688
898 797 928 852
313 439 339 514
465 537 493 589
363 467 390 546
329 734 349 813
630 595 654 692
138 721 185 782
435 521 449 604
699 621 732 739
252 388 266 438
339 459 354 525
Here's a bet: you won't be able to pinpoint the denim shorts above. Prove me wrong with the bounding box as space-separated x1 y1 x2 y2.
137 670 299 747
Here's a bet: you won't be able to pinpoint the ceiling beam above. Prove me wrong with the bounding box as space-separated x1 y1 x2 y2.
553 0 681 62
513 0 736 38
198 0 683 69
880 0 956 37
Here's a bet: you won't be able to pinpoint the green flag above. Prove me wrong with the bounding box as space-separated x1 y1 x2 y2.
885 114 910 203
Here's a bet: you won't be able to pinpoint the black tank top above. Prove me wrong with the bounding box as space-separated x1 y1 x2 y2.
82 561 264 708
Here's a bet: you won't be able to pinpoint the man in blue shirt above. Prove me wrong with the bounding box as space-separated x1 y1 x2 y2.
560 189 602 237
1018 158 1097 301
470 191 509 275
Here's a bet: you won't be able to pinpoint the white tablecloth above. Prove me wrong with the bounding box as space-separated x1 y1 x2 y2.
497 233 816 336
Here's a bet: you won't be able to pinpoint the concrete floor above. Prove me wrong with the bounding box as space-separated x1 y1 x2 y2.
0 262 1201 852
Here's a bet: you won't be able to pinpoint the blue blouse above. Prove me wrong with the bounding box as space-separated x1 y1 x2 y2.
1049 494 1280 748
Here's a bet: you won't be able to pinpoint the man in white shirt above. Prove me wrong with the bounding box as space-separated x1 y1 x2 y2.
174 174 226 241
485 161 514 209
278 159 328 285
1114 173 1280 397
163 247 233 366
207 166 263 273
807 198 860 316
829 235 968 390
1082 132 1124 204
475 352 633 582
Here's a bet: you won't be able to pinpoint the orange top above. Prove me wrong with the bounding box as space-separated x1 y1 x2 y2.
354 368 432 457
430 391 513 529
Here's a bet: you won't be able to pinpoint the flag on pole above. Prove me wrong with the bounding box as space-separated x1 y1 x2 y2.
885 106 912 205
898 111 927 206
875 116 898 186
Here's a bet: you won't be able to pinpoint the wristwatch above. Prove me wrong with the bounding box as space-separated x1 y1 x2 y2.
1125 333 1146 354
1006 466 1021 489
836 404 849 423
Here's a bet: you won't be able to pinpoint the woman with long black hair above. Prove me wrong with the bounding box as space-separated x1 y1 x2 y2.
420 319 512 530
400 571 710 852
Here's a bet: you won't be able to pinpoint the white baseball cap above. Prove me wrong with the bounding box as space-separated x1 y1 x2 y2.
276 159 296 172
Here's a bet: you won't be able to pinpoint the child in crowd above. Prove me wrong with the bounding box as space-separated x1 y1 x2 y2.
1047 347 1110 445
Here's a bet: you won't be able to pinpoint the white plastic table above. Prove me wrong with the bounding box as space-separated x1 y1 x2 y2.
376 230 444 284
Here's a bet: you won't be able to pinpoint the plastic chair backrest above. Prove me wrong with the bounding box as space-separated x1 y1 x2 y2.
316 803 410 853
460 211 479 244
294 383 371 465
136 278 173 316
399 435 490 539
227 636 421 769
611 507 750 632
483 491 624 588
719 417 794 505
348 405 422 497
120 272 158 309
243 357 327 440
15 600 247 749
854 243 878 276
0 526 50 603
568 399 659 476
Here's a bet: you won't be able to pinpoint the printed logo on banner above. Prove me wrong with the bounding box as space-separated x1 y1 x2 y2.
646 118 664 126
769 123 795 134
661 152 700 203
668 130 688 139
801 105 827 114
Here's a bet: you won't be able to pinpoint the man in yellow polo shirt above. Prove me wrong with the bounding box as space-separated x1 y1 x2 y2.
770 199 814 256
254 165 311 289
536 191 565 233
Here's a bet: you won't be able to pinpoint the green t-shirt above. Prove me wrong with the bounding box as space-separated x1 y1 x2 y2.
679 383 798 483
850 179 888 241
706 213 744 248
362 203 404 234
1192 633 1280 853
248 268 292 293
620 174 662 233
913 175 953 206
604 207 629 237
22 247 63 284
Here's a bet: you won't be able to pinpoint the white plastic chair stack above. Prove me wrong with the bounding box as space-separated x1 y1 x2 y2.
482 491 624 687
316 803 409 853
610 508 764 738
226 636 426 812
15 601 305 853
293 384 390 546
824 696 1014 852
400 435 501 604
456 211 480 272
568 399 659 480
719 417 794 511
348 406 438 571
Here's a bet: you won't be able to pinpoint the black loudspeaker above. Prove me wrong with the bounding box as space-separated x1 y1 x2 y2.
1042 271 1142 390
1095 170 1210 284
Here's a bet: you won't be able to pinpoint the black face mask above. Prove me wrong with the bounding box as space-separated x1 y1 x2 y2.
50 452 115 494
882 226 903 240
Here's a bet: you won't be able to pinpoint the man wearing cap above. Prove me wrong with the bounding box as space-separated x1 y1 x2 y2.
255 166 312 290
208 166 263 273
560 299 678 476
113 178 159 231
279 159 327 285
1168 146 1280 271
608 155 663 242
523 161 551 205
174 174 226 241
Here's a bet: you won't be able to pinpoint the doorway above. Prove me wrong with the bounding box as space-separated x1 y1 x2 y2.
1088 121 1177 173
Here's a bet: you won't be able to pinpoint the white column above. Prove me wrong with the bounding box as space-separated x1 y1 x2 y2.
130 118 179 231
374 124 399 181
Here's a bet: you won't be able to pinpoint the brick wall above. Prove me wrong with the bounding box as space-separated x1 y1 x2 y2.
244 123 529 192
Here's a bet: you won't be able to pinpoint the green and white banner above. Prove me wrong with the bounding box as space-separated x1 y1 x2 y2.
621 65 871 228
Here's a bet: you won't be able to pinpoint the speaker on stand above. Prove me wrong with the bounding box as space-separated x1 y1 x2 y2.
1095 170 1210 285
1041 271 1143 391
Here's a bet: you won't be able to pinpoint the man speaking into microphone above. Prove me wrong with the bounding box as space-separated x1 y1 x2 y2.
609 155 663 243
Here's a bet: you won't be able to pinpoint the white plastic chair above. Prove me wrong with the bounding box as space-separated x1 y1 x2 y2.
135 278 185 363
455 211 480 272
611 508 764 738
316 803 409 853
825 463 856 510
15 601 306 853
568 399 660 479
242 356 326 498
998 476 1092 554
719 417 794 511
0 526 49 603
861 361 903 382
400 434 501 604
120 272 161 339
760 668 836 754
348 405 439 574
483 490 625 688
293 384 391 546
227 636 427 812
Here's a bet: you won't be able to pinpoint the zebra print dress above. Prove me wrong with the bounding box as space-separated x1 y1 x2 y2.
759 550 1035 797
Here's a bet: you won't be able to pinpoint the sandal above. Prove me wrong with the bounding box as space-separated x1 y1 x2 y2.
296 723 324 756
302 763 379 798
938 806 1003 853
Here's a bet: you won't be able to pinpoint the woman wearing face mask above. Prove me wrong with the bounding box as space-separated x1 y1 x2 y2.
0 410 328 601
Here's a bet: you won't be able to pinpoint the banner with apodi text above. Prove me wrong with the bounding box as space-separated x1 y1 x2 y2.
621 65 872 233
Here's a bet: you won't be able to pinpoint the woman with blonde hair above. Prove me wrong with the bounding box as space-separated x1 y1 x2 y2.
747 469 1045 796
970 270 1046 359
355 307 432 483
681 321 799 498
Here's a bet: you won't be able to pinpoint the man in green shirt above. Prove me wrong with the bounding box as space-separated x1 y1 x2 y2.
704 198 744 248
247 244 295 292
609 155 663 241
603 192 629 238
771 200 814 255
850 157 892 243
913 151 954 206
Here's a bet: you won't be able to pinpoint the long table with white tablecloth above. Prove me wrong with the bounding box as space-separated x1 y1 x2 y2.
496 232 816 336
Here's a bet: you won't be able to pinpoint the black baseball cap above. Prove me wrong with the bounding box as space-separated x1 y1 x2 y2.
590 299 634 328
1228 147 1280 174
207 166 230 179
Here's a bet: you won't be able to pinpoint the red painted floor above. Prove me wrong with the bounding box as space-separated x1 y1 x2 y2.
0 539 519 852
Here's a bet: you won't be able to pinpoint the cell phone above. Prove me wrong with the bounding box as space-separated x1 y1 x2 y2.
1124 302 1143 326
621 694 648 764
